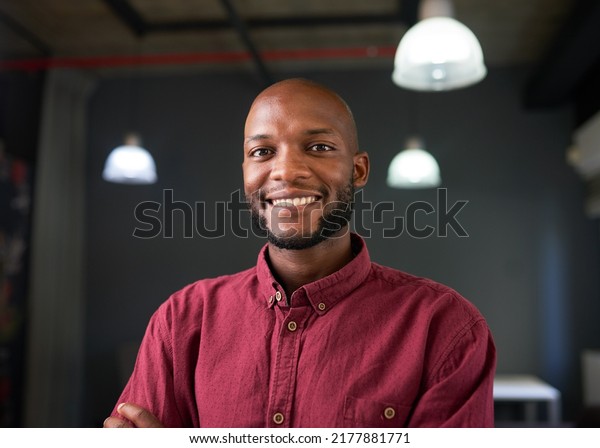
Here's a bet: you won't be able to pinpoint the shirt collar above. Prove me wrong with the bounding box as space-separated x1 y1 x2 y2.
256 233 372 315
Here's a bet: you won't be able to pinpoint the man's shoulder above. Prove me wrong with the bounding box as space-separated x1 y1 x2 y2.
181 266 257 293
369 262 454 293
157 266 258 315
367 262 484 321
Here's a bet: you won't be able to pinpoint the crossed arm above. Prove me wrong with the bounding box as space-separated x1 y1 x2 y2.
103 403 164 428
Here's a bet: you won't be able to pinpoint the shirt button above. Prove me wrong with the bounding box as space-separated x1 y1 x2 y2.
273 412 285 425
384 407 396 420
268 296 274 305
287 321 297 332
317 302 326 311
275 291 282 301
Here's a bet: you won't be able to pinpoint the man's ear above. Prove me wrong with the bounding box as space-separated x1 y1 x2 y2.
353 151 370 189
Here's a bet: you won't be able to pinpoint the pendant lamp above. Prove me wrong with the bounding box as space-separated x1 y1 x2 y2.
102 133 157 184
392 0 486 91
387 137 441 189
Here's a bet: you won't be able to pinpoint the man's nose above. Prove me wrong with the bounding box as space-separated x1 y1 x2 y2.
269 148 311 182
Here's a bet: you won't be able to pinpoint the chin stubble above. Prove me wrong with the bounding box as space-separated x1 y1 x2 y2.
248 181 355 250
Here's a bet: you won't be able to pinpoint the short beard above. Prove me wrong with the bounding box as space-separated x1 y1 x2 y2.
249 182 355 250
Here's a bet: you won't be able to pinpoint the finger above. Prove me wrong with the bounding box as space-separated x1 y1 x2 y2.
103 416 133 428
117 403 164 428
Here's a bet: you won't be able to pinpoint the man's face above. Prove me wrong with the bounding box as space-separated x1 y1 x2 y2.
242 81 369 249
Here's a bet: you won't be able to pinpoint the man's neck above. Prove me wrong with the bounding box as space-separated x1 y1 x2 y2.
267 231 354 299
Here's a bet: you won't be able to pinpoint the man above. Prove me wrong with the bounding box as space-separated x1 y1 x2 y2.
104 78 496 428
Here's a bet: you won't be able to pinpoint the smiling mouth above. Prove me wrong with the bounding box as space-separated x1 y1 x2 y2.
269 196 320 207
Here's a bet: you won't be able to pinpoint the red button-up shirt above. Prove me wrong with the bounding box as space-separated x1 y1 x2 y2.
112 234 496 427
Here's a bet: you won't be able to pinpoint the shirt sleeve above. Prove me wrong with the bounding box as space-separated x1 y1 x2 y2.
109 303 188 427
407 319 497 427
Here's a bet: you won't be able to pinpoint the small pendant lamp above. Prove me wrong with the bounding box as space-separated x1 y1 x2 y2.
387 137 441 189
102 133 157 184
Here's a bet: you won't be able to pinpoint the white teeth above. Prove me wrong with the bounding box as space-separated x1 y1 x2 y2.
272 196 316 207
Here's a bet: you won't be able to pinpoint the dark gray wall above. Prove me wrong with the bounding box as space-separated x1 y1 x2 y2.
0 72 43 163
85 68 600 426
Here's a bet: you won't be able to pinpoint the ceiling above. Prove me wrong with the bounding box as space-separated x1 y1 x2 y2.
0 0 574 66
0 0 599 117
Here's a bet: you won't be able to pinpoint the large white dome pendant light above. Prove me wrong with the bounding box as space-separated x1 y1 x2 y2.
102 133 157 184
392 0 486 91
387 137 441 189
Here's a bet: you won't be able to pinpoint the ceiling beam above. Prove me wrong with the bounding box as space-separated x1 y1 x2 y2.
523 0 600 111
0 10 51 56
103 0 410 34
219 0 273 87
102 0 147 36
100 0 413 87
146 14 405 32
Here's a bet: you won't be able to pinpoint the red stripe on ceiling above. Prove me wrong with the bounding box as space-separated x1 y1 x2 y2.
0 46 397 71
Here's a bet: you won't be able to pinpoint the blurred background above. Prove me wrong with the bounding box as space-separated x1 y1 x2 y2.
0 0 599 428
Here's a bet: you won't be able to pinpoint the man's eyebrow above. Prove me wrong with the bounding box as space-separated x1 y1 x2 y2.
304 128 337 136
245 134 271 143
245 129 337 143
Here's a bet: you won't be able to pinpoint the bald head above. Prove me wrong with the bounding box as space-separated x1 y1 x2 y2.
247 78 359 153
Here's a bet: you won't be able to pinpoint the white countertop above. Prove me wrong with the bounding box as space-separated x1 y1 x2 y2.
493 374 561 401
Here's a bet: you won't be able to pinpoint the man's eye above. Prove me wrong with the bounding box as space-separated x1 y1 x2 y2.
250 148 272 157
309 144 334 152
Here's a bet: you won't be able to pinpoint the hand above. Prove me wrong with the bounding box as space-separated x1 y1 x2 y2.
103 402 164 428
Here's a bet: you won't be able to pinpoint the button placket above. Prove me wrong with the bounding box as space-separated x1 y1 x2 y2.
265 306 311 427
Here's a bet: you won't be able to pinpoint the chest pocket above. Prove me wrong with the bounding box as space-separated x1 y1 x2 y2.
343 396 411 428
